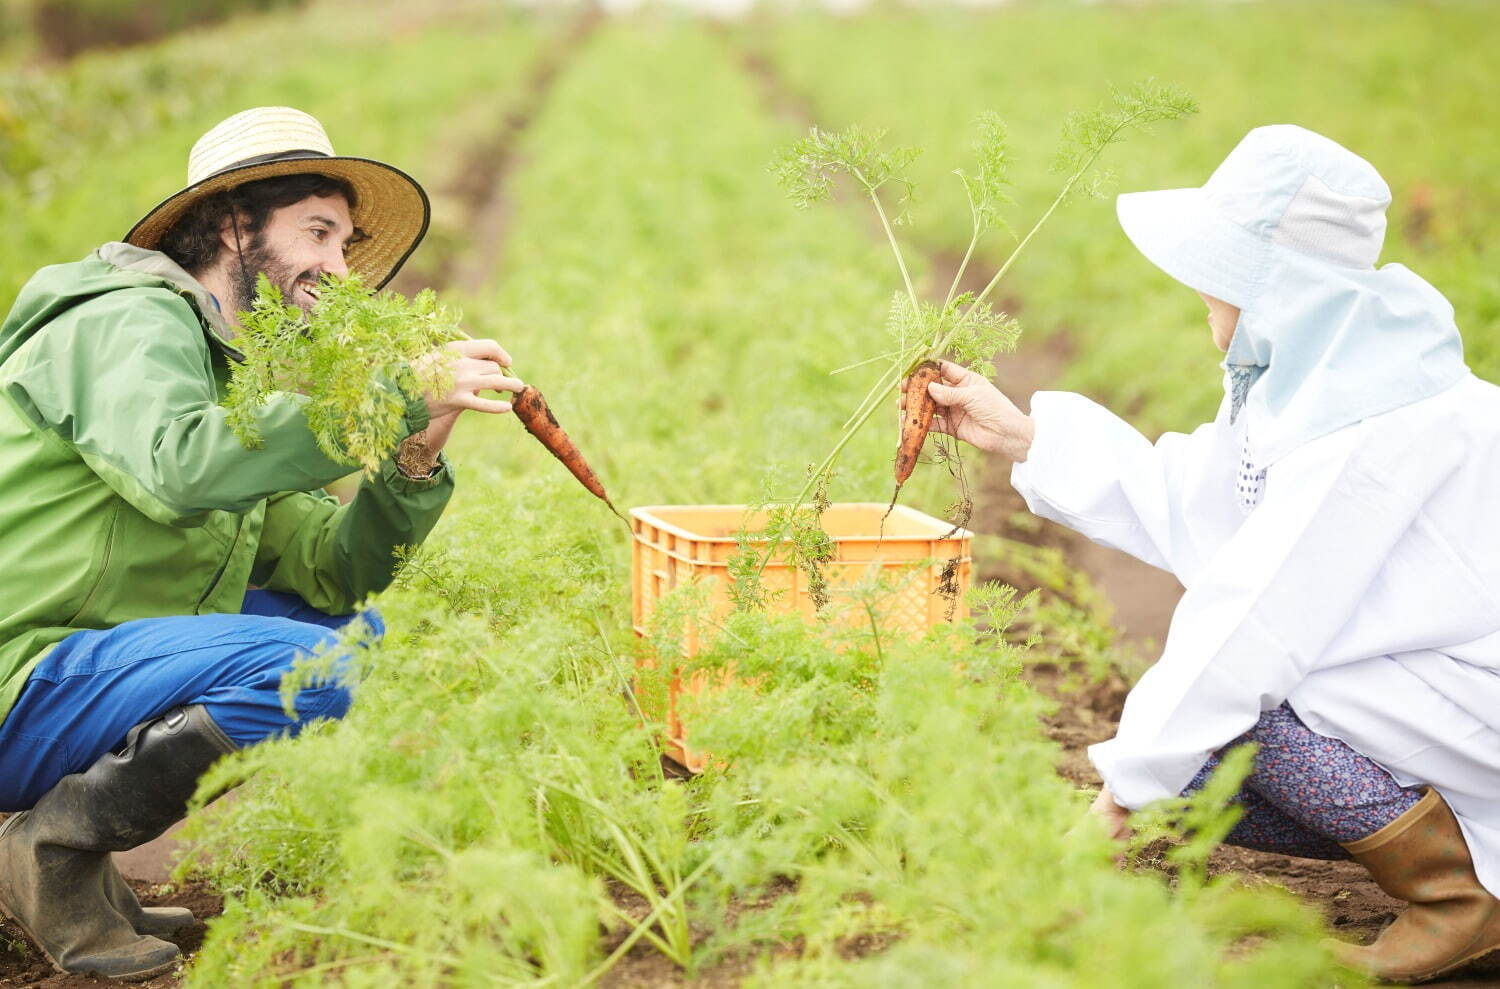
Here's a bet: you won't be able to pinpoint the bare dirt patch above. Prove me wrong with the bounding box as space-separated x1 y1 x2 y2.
598 876 800 989
387 6 603 299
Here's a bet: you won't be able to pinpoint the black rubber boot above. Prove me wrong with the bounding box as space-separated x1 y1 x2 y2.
104 861 197 937
0 705 236 980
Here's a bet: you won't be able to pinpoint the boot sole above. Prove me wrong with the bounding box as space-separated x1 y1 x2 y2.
1418 943 1500 984
0 873 179 982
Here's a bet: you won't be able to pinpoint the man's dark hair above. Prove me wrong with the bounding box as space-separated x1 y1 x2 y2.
158 172 360 274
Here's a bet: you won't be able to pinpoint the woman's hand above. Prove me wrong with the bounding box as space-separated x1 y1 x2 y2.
1089 785 1132 843
905 360 1035 461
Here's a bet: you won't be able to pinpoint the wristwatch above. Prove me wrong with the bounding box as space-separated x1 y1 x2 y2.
396 444 440 480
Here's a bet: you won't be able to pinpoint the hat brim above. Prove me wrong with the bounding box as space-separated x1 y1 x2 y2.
1116 187 1267 310
125 154 429 290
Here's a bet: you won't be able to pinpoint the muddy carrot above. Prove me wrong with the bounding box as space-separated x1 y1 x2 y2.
510 385 625 521
894 360 943 487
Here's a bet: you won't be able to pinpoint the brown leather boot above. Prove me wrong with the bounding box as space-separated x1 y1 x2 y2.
1336 788 1500 983
0 706 234 980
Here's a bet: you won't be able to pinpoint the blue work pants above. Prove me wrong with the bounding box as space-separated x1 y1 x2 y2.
0 590 380 812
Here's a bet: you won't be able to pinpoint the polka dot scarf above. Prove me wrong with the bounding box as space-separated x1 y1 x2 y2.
1237 434 1267 514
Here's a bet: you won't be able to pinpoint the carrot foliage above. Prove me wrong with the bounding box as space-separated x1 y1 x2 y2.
744 80 1197 595
224 273 457 474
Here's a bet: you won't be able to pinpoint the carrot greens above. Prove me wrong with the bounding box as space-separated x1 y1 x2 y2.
225 273 458 474
747 80 1197 590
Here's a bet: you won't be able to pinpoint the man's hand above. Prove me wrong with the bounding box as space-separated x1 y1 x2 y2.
395 338 522 476
1089 785 1132 843
902 360 1035 461
405 338 523 461
414 338 524 426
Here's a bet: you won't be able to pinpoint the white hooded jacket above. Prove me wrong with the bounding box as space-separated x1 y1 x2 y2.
1010 125 1500 894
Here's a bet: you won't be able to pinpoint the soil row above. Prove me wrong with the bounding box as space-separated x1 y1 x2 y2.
389 5 605 299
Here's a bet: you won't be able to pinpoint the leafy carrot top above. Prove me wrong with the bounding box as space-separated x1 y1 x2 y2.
224 273 457 474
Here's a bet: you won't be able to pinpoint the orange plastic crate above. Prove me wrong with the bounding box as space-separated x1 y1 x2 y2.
630 503 973 770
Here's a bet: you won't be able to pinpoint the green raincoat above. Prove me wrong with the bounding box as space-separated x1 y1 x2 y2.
0 242 453 724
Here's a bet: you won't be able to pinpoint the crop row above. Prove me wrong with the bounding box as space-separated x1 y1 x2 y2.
752 2 1500 435
173 17 1354 986
0 0 554 317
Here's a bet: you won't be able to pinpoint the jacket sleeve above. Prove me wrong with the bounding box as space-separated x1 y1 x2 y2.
1087 424 1451 809
3 287 429 528
251 457 455 615
1008 391 1233 576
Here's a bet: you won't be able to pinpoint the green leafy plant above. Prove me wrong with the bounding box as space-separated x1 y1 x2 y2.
756 81 1198 580
1127 743 1256 890
224 272 457 474
227 272 625 515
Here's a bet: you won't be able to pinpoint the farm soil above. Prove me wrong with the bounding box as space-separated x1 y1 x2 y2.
385 4 603 299
0 873 219 988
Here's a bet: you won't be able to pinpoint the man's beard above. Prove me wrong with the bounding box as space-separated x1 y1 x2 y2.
230 234 320 317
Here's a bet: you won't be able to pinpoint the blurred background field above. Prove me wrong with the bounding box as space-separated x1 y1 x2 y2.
5 0 1494 433
754 1 1500 430
1 1 1496 985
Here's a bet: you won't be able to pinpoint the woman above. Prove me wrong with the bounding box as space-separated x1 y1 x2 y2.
923 124 1500 983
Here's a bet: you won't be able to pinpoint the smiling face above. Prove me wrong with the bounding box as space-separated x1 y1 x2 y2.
221 193 362 315
1196 290 1242 352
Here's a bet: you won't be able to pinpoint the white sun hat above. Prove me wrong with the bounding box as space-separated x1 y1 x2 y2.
1115 124 1466 469
1117 124 1393 308
126 106 429 289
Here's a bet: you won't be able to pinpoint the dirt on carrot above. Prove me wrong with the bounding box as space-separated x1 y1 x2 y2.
511 385 624 521
894 360 942 487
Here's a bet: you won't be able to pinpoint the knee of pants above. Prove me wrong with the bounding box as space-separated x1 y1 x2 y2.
290 678 354 725
278 615 382 729
356 607 386 641
285 643 363 722
208 677 355 748
204 642 364 747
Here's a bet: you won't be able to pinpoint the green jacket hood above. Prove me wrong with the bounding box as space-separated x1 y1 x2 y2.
0 243 242 367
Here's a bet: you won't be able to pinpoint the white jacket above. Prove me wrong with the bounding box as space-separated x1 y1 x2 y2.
1011 375 1500 895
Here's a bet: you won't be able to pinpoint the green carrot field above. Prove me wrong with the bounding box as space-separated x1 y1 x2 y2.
3 1 1496 985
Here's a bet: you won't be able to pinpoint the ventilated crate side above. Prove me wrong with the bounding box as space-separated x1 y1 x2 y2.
630 504 972 772
632 504 971 641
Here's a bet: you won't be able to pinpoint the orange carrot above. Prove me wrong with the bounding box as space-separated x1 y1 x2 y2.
511 386 622 519
894 360 942 487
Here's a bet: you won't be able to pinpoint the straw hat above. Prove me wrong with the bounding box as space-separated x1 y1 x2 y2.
126 106 429 289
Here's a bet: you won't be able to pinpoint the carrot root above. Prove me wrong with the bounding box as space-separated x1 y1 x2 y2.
894 360 942 486
511 386 618 514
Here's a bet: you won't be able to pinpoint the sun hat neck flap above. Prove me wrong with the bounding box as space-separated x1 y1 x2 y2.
125 106 429 290
1115 124 1466 469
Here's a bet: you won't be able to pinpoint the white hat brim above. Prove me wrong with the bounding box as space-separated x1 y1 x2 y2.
1116 187 1267 310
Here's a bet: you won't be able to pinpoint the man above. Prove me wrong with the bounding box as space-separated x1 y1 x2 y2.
0 106 520 980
